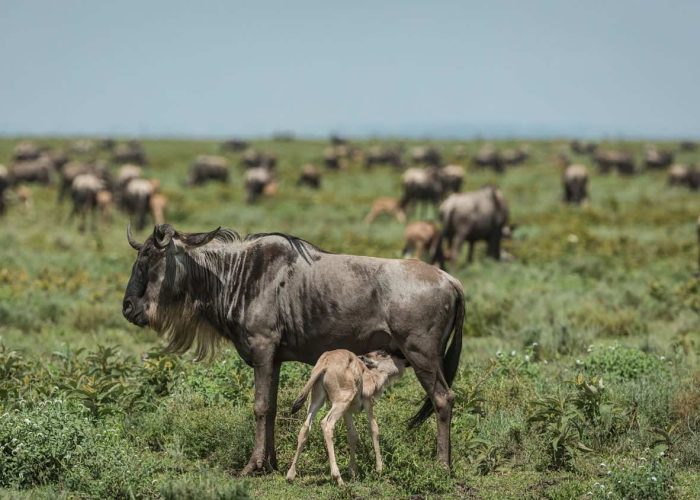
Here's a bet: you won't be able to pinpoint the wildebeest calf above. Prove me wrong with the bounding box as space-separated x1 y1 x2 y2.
286 349 406 485
403 221 445 268
364 196 406 224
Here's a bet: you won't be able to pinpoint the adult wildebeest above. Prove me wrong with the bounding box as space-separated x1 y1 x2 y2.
189 155 229 185
364 145 403 169
221 138 249 152
441 165 465 194
122 224 464 473
113 141 147 165
297 164 321 189
563 164 589 204
123 178 155 230
410 146 442 167
473 145 504 173
437 186 511 265
594 150 635 175
13 141 42 161
70 173 105 232
644 147 674 170
0 165 8 215
569 140 597 156
668 164 700 190
242 149 277 170
244 167 273 203
10 156 54 185
400 167 444 215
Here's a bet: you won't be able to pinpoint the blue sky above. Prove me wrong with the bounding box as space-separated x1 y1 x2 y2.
1 1 698 138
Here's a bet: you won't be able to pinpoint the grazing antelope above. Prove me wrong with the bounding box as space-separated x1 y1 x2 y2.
286 349 407 485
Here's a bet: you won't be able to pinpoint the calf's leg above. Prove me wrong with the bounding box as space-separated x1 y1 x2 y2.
343 413 359 478
321 401 350 485
366 402 383 473
286 385 325 482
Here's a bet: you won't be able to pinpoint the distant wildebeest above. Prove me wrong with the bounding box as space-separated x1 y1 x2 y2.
70 173 105 232
286 349 407 485
502 147 529 167
680 140 697 152
569 140 597 156
323 146 352 170
244 167 273 203
410 146 442 167
644 147 674 170
297 164 321 189
70 139 96 156
10 156 54 185
437 186 511 265
697 214 700 272
13 141 42 162
329 134 348 146
0 165 8 215
189 155 229 185
453 145 468 161
113 141 147 165
400 167 444 215
594 150 635 175
473 145 504 173
563 164 589 204
122 224 464 473
403 221 445 268
123 178 155 230
668 164 700 190
221 138 249 152
242 149 277 170
100 138 116 152
441 164 465 194
364 197 406 224
58 161 93 203
364 145 403 169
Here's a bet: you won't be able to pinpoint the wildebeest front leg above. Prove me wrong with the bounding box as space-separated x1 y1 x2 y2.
241 357 279 475
264 362 281 469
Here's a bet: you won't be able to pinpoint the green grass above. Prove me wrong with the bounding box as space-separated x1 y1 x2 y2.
0 138 699 498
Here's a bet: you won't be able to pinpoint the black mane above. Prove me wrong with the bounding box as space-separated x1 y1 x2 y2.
209 228 329 264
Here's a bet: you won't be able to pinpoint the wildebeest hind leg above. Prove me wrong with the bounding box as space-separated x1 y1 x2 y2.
398 337 454 467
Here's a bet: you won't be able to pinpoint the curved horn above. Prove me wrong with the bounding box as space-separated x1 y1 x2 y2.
182 227 222 248
126 222 142 250
153 224 175 250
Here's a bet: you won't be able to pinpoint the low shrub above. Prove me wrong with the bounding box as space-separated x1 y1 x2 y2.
583 344 668 380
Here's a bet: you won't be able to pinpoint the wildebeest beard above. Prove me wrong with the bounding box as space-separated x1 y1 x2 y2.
149 231 321 361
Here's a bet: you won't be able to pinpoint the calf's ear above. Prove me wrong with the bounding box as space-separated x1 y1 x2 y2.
359 355 378 369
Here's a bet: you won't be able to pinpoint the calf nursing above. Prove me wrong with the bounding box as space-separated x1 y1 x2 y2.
286 349 406 486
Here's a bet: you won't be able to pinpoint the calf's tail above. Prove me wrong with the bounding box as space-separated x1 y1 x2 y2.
290 366 326 414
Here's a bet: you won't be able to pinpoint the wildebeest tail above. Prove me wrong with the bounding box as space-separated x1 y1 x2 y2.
290 366 326 414
408 281 464 428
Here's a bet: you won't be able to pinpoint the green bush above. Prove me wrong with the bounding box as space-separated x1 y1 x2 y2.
160 474 250 500
584 345 668 380
607 455 676 500
0 400 92 488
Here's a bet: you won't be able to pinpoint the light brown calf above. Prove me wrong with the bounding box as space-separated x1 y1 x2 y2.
364 196 406 224
286 349 406 485
96 190 113 223
403 221 443 264
150 193 167 225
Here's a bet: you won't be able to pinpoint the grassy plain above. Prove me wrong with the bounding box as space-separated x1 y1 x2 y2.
0 138 699 498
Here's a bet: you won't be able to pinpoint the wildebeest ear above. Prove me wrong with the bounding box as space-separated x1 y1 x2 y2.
153 224 175 249
359 355 378 369
181 227 222 248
